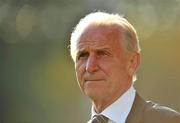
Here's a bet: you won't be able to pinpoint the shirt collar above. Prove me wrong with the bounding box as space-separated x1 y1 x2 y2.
91 85 136 123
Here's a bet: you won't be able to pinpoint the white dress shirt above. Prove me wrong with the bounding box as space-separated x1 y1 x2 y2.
87 85 136 123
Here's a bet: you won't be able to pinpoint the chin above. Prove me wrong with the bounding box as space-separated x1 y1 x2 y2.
85 88 105 100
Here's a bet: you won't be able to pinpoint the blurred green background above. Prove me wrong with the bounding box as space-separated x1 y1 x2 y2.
0 0 180 123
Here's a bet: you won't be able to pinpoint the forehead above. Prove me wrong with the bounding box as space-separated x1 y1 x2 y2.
77 24 124 50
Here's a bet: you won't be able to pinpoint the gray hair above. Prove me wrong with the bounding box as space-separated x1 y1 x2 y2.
70 11 141 81
70 11 141 61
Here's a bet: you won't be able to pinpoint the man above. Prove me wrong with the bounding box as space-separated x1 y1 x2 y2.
70 11 180 123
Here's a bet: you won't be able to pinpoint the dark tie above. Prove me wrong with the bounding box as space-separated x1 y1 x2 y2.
91 115 109 123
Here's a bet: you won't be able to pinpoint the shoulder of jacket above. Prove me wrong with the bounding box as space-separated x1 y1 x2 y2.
142 101 180 123
145 101 180 115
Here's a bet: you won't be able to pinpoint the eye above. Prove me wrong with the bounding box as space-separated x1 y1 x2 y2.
97 50 110 57
77 52 89 60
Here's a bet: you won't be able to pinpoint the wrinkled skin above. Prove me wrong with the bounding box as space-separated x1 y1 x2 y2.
75 25 140 113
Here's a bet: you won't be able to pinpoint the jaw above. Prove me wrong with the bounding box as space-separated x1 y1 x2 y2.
86 81 133 113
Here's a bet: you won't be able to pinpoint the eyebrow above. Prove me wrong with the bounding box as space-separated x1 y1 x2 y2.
95 48 112 53
77 47 112 57
77 46 111 53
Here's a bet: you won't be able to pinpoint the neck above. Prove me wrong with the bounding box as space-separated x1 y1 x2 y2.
92 98 113 113
92 84 132 113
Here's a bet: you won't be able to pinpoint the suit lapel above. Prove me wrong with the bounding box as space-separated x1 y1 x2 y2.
125 93 146 123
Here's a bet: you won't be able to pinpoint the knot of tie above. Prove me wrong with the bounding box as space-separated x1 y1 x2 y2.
91 115 109 123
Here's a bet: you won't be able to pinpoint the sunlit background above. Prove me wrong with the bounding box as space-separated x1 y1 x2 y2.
0 0 180 123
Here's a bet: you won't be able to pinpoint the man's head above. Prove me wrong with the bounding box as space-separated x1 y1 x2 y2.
70 12 140 61
70 12 141 111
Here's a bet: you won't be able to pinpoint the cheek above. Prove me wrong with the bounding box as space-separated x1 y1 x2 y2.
99 59 125 75
75 63 85 82
75 65 84 91
104 60 128 81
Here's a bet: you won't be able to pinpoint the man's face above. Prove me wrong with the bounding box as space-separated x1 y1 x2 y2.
75 25 134 102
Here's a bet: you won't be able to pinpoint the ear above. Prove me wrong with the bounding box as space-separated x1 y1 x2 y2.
127 52 141 76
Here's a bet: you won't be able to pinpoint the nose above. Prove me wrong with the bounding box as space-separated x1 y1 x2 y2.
86 54 98 73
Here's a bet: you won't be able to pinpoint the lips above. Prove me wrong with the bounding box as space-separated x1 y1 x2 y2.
85 79 104 83
83 73 105 83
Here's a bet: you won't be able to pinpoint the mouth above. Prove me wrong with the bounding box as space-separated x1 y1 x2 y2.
85 79 104 83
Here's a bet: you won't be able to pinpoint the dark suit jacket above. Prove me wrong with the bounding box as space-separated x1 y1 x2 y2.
125 93 180 123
